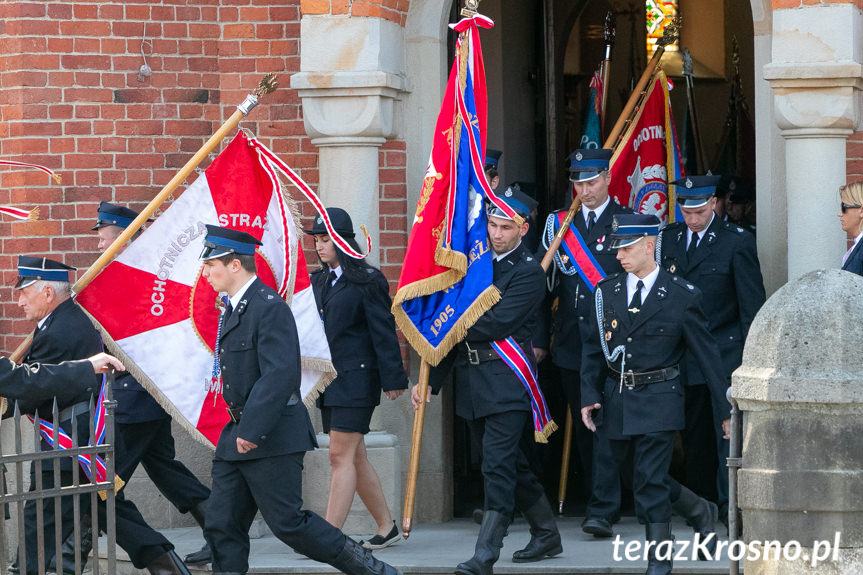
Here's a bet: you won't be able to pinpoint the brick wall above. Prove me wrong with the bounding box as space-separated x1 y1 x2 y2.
299 0 410 26
0 0 408 356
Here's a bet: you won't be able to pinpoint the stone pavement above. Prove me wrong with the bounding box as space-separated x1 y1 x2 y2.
98 516 739 574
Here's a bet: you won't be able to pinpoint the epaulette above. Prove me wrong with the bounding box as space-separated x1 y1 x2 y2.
663 221 686 234
669 275 697 293
254 287 280 303
721 220 746 234
599 271 624 286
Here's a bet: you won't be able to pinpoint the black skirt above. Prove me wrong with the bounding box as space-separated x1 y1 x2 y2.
320 405 375 434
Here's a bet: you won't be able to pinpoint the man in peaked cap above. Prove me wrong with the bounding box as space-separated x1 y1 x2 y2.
198 225 400 575
419 194 561 574
660 176 765 532
484 149 502 192
580 213 732 574
12 256 192 575
535 148 632 537
91 202 213 567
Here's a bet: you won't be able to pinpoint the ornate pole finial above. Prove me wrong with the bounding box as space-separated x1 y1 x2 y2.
461 0 480 18
253 73 279 97
656 15 682 48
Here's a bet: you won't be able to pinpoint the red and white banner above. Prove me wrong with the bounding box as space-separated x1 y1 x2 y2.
76 133 334 447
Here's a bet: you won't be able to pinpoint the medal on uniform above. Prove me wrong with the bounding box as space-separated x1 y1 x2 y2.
605 331 612 341
596 235 605 252
611 319 618 329
669 264 677 273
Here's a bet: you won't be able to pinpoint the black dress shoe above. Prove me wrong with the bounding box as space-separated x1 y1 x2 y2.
581 517 613 538
184 542 212 565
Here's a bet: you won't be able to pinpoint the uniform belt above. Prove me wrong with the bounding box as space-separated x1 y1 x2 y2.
460 341 531 365
608 366 679 388
58 401 89 423
226 391 301 424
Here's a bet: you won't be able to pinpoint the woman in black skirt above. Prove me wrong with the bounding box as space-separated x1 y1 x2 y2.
305 207 408 549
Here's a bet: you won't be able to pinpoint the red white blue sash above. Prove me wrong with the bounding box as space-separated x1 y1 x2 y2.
28 374 123 498
489 337 557 443
554 212 606 292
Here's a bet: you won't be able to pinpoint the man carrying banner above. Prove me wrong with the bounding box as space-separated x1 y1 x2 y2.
10 256 191 575
92 202 213 566
659 176 765 531
539 148 631 537
580 214 731 574
0 352 125 387
416 195 560 574
198 225 400 575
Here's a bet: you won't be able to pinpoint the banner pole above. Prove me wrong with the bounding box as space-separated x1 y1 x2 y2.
8 74 279 365
402 360 430 539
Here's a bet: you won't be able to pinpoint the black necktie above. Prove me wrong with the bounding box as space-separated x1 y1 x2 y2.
587 210 596 233
686 234 699 261
222 300 233 326
322 270 337 300
629 280 644 315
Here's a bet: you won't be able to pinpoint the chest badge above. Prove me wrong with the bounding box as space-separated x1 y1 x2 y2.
669 263 677 273
605 331 613 341
611 318 618 329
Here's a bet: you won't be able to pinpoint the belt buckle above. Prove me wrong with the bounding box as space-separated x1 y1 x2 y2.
624 371 636 389
465 342 480 365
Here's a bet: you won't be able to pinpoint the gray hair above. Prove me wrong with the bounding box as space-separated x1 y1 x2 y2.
35 280 72 299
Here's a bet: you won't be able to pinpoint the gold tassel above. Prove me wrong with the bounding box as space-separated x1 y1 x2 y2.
27 206 39 220
97 475 126 501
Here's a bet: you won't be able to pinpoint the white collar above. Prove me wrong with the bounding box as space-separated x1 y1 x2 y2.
37 313 51 329
627 264 660 301
582 196 611 225
493 242 521 262
686 213 716 244
229 275 258 310
854 230 863 248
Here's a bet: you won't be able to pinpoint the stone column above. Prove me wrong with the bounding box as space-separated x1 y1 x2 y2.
291 16 408 266
763 4 863 281
733 269 863 574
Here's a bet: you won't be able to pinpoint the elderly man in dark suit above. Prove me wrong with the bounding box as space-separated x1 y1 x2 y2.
198 225 400 575
11 256 190 575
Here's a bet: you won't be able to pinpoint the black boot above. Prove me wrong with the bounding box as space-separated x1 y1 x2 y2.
511 497 562 563
671 485 717 560
48 518 94 574
645 523 673 575
455 510 510 575
329 537 402 575
147 549 192 575
184 501 213 565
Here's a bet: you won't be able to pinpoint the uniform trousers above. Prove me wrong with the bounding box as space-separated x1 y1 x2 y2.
608 431 675 524
682 385 719 501
115 419 210 513
205 452 346 574
22 468 172 574
466 410 544 516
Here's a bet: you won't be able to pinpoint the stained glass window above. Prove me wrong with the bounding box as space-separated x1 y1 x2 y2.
646 0 679 56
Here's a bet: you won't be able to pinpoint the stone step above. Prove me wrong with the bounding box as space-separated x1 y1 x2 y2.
97 517 738 574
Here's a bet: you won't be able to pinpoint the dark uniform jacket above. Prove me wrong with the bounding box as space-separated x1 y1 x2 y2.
113 371 169 424
214 277 316 461
542 201 633 369
310 267 408 407
19 298 103 469
431 242 546 420
581 270 729 439
659 217 765 384
842 238 863 276
0 358 96 405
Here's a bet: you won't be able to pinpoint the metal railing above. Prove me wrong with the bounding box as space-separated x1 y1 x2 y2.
727 387 742 575
0 374 117 575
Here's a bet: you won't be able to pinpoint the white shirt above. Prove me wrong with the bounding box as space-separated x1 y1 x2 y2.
37 313 51 330
493 241 522 262
843 231 863 266
626 264 660 305
686 213 715 249
229 275 258 310
327 265 343 285
582 196 611 227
